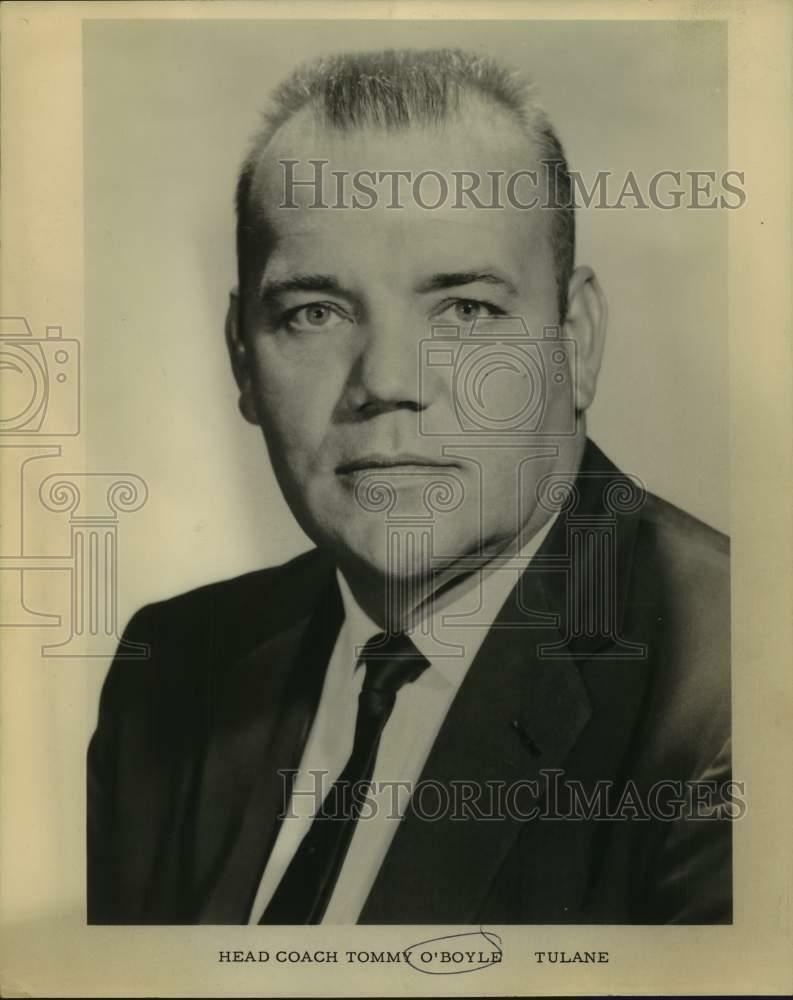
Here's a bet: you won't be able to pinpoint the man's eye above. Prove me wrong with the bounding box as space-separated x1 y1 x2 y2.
436 299 505 323
284 303 350 332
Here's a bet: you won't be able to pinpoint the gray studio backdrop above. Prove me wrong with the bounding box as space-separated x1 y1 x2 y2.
83 18 728 619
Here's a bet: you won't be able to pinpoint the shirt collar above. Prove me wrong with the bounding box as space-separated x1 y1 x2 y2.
411 512 558 683
335 571 382 668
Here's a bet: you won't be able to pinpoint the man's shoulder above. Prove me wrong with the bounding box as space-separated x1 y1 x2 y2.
584 438 728 559
581 441 731 774
635 491 730 650
121 546 333 659
148 545 330 610
630 490 731 775
95 549 336 733
639 490 729 579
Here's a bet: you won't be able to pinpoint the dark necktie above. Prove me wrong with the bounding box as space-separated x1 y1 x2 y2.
259 631 429 924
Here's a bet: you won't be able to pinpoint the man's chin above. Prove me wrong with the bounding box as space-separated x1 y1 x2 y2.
327 525 479 584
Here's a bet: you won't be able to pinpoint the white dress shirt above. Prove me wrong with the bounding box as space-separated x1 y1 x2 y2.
248 516 557 924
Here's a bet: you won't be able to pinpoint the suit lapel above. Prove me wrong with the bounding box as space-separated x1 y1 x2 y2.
190 570 343 923
358 562 591 923
360 440 653 923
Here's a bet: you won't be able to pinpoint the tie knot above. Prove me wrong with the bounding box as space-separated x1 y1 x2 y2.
359 631 430 697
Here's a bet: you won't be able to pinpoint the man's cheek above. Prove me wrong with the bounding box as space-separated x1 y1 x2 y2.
270 398 335 465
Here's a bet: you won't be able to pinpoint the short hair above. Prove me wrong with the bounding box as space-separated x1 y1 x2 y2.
235 48 575 320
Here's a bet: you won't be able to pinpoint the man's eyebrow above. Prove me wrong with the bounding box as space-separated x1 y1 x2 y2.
258 274 348 303
415 270 518 295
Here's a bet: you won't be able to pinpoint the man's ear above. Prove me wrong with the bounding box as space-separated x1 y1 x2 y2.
225 290 259 425
562 265 608 411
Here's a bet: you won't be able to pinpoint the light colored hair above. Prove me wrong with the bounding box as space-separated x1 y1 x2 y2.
235 48 575 319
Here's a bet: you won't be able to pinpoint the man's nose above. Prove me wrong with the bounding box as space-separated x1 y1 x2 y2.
349 317 426 415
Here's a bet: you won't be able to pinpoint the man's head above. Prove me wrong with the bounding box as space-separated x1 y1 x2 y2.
235 48 576 320
226 48 607 619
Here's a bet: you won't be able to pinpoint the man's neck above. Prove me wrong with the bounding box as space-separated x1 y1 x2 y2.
337 495 564 633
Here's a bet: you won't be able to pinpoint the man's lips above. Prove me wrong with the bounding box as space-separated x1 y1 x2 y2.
335 454 460 475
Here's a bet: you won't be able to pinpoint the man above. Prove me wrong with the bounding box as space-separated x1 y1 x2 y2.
88 48 731 925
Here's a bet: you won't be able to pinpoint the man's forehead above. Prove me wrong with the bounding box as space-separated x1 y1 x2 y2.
249 96 544 216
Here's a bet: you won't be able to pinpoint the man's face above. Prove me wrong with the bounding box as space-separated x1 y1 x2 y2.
230 102 601 587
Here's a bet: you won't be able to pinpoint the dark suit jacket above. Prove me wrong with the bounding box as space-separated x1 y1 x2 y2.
87 440 732 924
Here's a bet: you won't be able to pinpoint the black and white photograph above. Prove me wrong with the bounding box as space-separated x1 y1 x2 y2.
1 2 791 997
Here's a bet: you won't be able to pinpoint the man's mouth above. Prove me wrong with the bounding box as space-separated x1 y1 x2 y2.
335 453 460 475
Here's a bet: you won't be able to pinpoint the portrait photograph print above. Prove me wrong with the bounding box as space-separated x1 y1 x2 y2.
1 3 791 998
